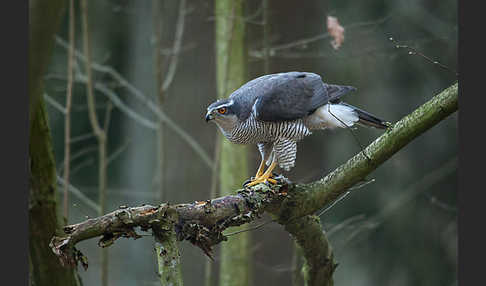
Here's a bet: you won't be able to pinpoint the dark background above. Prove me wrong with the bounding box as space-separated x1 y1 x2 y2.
43 0 457 285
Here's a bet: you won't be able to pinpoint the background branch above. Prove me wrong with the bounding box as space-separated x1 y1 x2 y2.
63 0 75 220
80 1 109 285
54 37 214 168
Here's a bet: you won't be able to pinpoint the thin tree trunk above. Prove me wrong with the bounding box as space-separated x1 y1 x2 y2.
215 0 251 285
63 0 75 221
29 0 80 285
152 0 166 202
80 1 109 285
262 0 270 74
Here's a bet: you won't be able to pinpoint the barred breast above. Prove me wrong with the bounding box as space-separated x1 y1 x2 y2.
225 114 312 145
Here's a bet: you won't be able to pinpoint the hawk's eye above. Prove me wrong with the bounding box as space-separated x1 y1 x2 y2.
217 107 227 114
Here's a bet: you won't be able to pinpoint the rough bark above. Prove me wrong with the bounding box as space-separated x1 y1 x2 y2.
215 0 252 285
29 0 81 285
29 103 82 286
50 83 458 284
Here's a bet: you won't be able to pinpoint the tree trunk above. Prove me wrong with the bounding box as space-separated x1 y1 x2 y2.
29 1 81 285
30 98 81 286
215 0 251 285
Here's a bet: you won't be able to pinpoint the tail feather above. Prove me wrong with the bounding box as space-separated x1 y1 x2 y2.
341 103 390 129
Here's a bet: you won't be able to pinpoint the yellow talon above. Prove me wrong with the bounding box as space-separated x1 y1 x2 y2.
246 161 278 187
254 159 266 178
246 177 277 187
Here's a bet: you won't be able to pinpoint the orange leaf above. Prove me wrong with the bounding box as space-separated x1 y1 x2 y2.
327 16 345 50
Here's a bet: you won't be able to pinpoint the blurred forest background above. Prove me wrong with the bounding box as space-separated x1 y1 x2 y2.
39 0 457 285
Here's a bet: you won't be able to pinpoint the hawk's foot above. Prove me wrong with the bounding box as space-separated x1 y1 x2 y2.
244 174 278 187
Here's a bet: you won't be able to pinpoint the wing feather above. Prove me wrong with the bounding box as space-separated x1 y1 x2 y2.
252 72 355 122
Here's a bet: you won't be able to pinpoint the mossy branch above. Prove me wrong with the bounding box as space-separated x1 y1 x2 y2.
50 83 458 284
277 82 458 223
285 215 336 286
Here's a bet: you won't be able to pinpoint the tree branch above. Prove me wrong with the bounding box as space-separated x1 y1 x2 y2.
50 186 286 267
285 215 336 286
277 82 458 224
50 83 458 282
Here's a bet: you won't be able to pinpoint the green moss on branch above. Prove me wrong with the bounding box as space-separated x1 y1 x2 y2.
285 215 336 286
277 83 458 223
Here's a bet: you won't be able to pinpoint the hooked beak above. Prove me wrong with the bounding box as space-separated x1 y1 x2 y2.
205 112 213 122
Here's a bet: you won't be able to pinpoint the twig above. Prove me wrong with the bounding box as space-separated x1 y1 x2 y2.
326 214 366 237
106 139 131 167
316 191 351 217
80 3 104 142
161 0 186 92
103 101 113 132
57 175 101 214
263 15 391 54
389 37 458 76
224 219 275 236
69 132 95 144
55 37 214 168
424 193 457 213
87 76 159 130
159 43 196 56
250 37 443 60
58 145 98 174
43 93 67 114
70 157 95 176
63 0 75 220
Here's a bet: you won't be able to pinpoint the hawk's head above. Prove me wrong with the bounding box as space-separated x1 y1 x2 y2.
205 98 242 134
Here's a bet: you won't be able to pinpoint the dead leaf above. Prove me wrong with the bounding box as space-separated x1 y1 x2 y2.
327 16 345 50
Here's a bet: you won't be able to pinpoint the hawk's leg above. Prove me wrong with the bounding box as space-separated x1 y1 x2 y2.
255 159 266 178
243 159 277 187
245 160 278 187
246 142 277 185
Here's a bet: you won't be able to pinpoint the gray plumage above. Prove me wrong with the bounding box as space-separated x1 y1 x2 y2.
206 71 388 172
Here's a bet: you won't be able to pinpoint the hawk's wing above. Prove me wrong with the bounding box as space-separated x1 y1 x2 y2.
251 72 356 122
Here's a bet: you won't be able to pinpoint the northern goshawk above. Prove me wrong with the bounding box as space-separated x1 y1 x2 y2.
205 71 389 186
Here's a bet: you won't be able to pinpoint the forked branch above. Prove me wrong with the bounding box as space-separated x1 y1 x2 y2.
50 82 458 283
